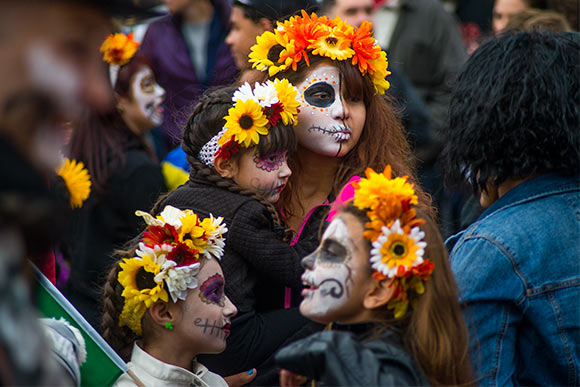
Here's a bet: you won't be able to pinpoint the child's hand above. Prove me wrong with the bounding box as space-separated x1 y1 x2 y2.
280 369 308 387
224 368 257 387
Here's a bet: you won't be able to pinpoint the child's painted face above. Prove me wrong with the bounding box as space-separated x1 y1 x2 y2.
120 66 165 133
300 213 371 324
294 64 366 158
175 259 237 355
233 149 292 203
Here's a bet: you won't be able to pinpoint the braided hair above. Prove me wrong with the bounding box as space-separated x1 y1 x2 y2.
101 257 138 362
176 86 295 239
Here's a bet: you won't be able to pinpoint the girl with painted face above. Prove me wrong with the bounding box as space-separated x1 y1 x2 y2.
63 34 167 329
275 166 474 386
249 12 431 235
102 205 236 386
149 82 323 385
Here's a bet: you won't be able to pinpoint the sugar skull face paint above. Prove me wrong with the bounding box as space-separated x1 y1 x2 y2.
199 273 226 306
233 149 292 203
129 66 165 130
300 213 371 324
176 259 236 355
294 64 366 157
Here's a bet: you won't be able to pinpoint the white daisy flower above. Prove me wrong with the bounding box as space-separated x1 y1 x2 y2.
253 81 279 108
233 82 256 103
204 214 228 260
163 263 201 303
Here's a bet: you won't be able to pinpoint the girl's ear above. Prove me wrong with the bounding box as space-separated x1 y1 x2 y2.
148 301 176 327
363 279 395 310
214 156 237 179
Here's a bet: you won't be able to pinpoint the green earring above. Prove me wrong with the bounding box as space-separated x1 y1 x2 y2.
164 322 174 330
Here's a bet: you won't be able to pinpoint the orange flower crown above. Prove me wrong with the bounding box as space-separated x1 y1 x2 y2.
100 32 139 66
249 11 391 94
327 166 434 318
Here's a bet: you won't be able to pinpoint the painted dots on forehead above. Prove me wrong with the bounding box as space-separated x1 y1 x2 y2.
299 67 339 115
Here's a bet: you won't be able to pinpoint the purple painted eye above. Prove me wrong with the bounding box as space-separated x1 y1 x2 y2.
199 274 225 306
254 151 285 172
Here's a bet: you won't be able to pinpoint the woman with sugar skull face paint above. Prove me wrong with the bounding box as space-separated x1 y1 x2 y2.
64 35 167 330
275 166 473 386
249 11 432 236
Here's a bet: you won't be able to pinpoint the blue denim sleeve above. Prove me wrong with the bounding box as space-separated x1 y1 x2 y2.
450 235 526 386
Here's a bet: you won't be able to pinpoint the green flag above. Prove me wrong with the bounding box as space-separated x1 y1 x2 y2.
35 267 127 386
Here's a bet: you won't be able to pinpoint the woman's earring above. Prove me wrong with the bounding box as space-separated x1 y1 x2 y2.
164 322 174 330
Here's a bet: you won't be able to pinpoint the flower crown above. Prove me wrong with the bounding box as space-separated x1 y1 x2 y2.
197 79 300 166
249 11 391 94
328 166 434 318
117 205 227 335
100 32 139 66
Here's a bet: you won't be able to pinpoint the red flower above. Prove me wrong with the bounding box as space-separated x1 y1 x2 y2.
266 102 284 126
215 138 241 161
167 242 199 267
142 225 178 247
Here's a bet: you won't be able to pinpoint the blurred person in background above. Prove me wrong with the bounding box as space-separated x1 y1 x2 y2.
140 0 238 159
0 0 155 384
64 42 167 330
492 0 546 33
373 0 467 135
506 7 572 31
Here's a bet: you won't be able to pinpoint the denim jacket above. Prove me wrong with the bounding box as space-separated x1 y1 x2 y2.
447 173 580 386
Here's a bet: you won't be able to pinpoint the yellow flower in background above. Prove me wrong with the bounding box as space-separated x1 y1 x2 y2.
100 32 139 66
222 99 269 147
273 78 300 126
56 158 91 209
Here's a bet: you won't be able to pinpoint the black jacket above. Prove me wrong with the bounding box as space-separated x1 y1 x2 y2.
64 134 166 329
275 322 429 386
158 171 319 313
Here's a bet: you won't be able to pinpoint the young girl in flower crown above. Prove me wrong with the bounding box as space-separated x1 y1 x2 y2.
275 166 473 386
102 205 236 386
151 81 322 384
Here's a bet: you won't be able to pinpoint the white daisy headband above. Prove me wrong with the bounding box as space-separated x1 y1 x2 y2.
197 79 300 167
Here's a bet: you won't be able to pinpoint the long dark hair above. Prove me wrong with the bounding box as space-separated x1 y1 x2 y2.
340 204 473 385
442 31 580 193
69 53 156 195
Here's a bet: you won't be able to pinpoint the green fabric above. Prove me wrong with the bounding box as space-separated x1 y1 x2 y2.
35 268 127 386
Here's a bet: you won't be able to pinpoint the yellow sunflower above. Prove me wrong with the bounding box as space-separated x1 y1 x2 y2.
100 32 139 66
118 255 168 335
179 212 207 254
249 31 292 76
273 78 300 126
222 99 269 147
353 165 417 221
309 27 354 61
56 158 91 209
369 220 425 278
